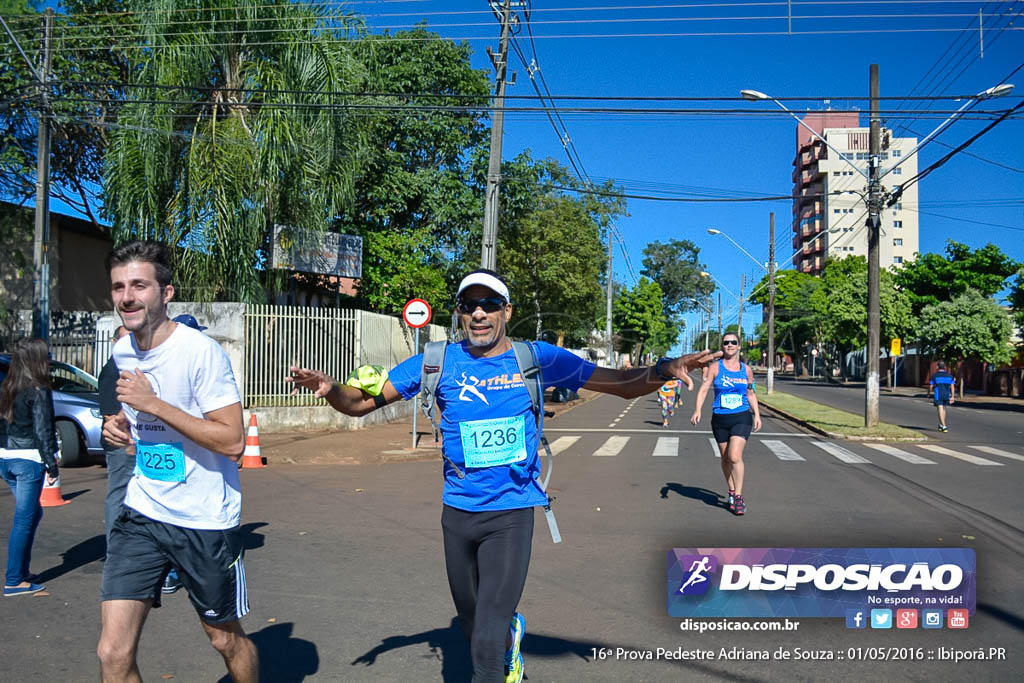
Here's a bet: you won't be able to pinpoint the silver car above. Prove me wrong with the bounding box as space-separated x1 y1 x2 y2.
0 354 104 467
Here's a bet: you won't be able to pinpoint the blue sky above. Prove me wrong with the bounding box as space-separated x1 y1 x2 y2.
33 1 1024 352
353 0 1024 351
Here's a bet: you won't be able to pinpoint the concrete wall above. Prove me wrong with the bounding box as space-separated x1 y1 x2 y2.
251 397 416 434
165 302 246 400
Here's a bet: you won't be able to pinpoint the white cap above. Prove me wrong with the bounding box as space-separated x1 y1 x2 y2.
456 271 510 302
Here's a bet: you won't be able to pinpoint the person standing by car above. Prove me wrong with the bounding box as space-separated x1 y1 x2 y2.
0 337 60 597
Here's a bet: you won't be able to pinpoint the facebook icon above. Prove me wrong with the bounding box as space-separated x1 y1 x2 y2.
845 609 867 629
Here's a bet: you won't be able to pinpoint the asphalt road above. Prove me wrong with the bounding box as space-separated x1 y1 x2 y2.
1 387 1021 682
772 375 1024 445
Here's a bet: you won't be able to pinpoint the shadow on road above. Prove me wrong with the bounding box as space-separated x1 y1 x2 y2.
241 521 268 551
36 533 105 582
660 483 727 510
60 488 91 502
351 617 603 681
979 603 1024 632
218 622 319 683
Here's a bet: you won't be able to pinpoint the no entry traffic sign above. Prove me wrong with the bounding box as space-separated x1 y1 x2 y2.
402 299 432 329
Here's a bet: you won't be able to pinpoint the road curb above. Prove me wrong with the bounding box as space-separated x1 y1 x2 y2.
758 400 926 442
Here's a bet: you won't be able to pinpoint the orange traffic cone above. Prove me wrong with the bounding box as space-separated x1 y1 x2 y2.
40 474 70 507
241 413 264 469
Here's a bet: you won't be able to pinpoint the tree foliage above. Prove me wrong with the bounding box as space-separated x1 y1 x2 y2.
917 290 1013 367
894 240 1020 315
640 239 714 318
102 0 369 302
613 277 677 361
502 195 606 346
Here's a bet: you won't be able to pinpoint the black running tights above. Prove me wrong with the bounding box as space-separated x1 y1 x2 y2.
441 504 534 683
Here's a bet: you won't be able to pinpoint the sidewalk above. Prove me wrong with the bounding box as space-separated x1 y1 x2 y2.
255 389 601 466
754 370 1024 409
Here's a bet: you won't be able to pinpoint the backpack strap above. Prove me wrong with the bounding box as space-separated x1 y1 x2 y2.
419 341 465 479
511 341 562 544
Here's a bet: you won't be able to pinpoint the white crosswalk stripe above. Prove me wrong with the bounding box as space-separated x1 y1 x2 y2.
917 444 1003 466
862 443 936 464
810 441 872 464
547 436 580 456
593 436 630 457
761 440 805 461
968 445 1024 463
653 437 679 457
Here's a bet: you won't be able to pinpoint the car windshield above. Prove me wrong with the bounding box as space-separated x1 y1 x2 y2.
50 362 98 394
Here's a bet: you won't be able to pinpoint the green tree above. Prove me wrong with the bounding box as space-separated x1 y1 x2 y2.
750 270 821 375
502 196 606 346
895 241 1020 315
102 0 369 302
810 256 913 378
918 290 1013 391
339 26 492 312
613 277 677 363
640 239 714 317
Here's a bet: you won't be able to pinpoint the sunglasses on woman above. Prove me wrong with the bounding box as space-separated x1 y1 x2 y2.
722 340 739 347
457 297 507 314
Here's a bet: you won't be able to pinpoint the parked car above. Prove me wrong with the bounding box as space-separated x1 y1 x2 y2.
0 353 103 467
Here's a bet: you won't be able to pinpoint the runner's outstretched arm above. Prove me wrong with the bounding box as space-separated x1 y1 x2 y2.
583 350 721 399
286 366 402 417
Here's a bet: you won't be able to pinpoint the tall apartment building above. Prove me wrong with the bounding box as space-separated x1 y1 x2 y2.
791 112 919 275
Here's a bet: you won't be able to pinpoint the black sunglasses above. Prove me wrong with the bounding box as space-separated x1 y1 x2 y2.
722 340 739 346
457 297 507 314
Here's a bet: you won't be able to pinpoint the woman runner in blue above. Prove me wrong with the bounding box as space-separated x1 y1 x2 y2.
690 332 762 515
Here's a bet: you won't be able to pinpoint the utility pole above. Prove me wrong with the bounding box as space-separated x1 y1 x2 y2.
717 291 722 341
606 228 614 367
865 64 882 427
737 273 745 350
704 307 710 350
480 0 513 270
32 9 54 341
767 212 776 394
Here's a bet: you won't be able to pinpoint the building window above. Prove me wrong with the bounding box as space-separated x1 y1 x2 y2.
894 220 903 228
892 167 902 175
833 171 840 176
893 238 903 246
893 256 903 264
892 149 902 158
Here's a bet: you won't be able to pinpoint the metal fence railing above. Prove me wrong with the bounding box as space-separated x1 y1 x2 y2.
243 304 448 408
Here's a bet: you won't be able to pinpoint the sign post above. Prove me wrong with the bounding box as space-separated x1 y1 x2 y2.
403 299 433 448
890 338 902 388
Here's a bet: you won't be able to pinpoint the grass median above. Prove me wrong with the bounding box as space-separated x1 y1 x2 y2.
754 384 923 440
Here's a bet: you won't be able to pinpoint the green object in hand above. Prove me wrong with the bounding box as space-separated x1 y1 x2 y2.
345 365 389 396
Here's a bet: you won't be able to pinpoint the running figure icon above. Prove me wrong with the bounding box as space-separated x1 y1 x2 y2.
678 557 712 594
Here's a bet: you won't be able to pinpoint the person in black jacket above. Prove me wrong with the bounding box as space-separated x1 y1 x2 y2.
0 337 59 597
98 325 131 543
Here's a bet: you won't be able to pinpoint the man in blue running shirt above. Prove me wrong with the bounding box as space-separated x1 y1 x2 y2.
288 268 721 683
929 361 956 432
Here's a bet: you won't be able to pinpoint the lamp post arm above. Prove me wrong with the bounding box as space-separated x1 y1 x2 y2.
879 96 978 180
718 232 767 272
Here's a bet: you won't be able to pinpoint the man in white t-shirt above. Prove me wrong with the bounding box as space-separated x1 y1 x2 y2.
98 241 256 683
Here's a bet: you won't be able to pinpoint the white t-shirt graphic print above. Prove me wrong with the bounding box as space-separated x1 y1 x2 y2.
114 324 242 530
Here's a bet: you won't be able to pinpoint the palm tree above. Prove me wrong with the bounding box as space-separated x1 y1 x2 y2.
102 0 369 302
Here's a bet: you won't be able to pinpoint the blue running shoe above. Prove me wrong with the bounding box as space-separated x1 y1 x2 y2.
505 612 525 682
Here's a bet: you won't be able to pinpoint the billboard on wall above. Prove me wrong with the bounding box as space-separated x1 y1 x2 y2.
270 224 362 278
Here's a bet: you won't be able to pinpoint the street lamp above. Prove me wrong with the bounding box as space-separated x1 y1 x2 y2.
881 82 1013 180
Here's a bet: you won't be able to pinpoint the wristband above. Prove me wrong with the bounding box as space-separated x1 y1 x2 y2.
372 393 388 408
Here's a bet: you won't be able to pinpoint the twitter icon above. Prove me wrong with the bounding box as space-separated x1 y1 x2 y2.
870 609 892 629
